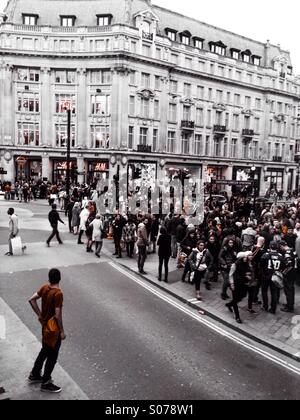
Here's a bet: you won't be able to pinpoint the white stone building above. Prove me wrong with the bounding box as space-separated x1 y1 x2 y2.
0 0 300 194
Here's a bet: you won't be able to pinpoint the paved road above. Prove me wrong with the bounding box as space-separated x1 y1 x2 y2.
1 199 300 400
1 261 300 400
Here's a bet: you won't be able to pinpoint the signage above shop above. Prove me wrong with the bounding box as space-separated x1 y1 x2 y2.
213 180 255 186
56 161 73 170
94 162 109 172
16 156 27 164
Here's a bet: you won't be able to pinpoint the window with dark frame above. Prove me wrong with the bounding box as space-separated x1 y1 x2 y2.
165 28 177 42
97 14 112 26
194 38 204 49
60 16 76 27
22 14 38 25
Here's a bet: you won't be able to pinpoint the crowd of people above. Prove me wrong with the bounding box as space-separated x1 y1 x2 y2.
4 179 300 325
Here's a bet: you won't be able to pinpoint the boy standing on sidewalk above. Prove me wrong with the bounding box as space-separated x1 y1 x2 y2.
28 268 66 393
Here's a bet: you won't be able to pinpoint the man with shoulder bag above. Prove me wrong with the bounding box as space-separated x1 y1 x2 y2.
28 268 66 393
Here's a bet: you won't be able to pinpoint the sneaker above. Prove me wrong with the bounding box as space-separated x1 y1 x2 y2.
225 303 233 313
247 308 258 314
268 309 276 315
28 373 43 383
221 293 230 300
41 382 62 393
280 307 294 313
236 318 243 324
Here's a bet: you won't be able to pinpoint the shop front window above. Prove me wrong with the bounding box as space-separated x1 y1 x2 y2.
87 161 109 184
265 170 283 191
53 161 77 184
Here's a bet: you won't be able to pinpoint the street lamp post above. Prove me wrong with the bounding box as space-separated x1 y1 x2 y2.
295 154 300 197
66 108 71 200
250 166 257 214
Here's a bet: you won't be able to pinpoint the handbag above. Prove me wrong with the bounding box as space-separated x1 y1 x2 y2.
43 317 60 348
10 236 23 256
271 271 284 289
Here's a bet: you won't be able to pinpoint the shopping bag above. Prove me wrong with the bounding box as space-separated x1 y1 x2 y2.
11 236 23 256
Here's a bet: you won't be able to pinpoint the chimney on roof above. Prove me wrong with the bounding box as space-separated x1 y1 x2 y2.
265 40 271 68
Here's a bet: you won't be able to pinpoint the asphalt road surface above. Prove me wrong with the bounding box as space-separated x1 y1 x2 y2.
1 260 300 400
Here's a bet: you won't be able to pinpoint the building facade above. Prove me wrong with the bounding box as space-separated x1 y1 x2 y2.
0 0 300 195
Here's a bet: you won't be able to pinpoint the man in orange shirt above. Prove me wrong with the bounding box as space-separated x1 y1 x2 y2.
28 269 66 393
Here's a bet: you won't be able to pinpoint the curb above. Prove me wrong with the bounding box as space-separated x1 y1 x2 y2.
104 249 300 364
0 387 10 401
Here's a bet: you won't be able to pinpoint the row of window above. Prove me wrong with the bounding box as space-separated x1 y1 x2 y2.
16 93 111 115
22 14 112 27
17 123 110 149
14 66 298 100
130 127 295 161
165 29 262 66
16 68 112 84
16 121 295 161
15 91 299 137
15 68 298 114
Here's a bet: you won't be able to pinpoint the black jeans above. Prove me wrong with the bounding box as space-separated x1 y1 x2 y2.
47 224 62 244
283 271 296 310
68 216 72 233
114 237 122 257
247 286 256 310
182 260 191 281
158 255 170 280
32 338 61 383
261 277 280 312
126 241 135 257
138 246 147 271
194 270 206 292
227 285 247 320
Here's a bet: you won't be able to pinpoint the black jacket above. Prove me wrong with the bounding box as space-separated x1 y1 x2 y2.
48 210 64 226
157 234 172 258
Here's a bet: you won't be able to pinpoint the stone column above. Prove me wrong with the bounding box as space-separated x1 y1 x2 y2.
223 165 233 196
262 95 271 161
0 60 5 148
41 67 51 146
77 68 87 148
3 64 14 146
77 155 85 184
158 76 169 152
283 168 289 195
42 154 51 181
111 66 130 149
5 159 15 182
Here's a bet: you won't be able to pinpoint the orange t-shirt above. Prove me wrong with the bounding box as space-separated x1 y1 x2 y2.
37 284 63 324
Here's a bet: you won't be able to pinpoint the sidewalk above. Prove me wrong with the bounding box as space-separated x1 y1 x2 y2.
103 240 300 362
0 297 88 400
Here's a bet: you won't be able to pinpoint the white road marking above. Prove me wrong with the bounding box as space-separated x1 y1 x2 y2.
0 315 6 339
110 262 300 377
